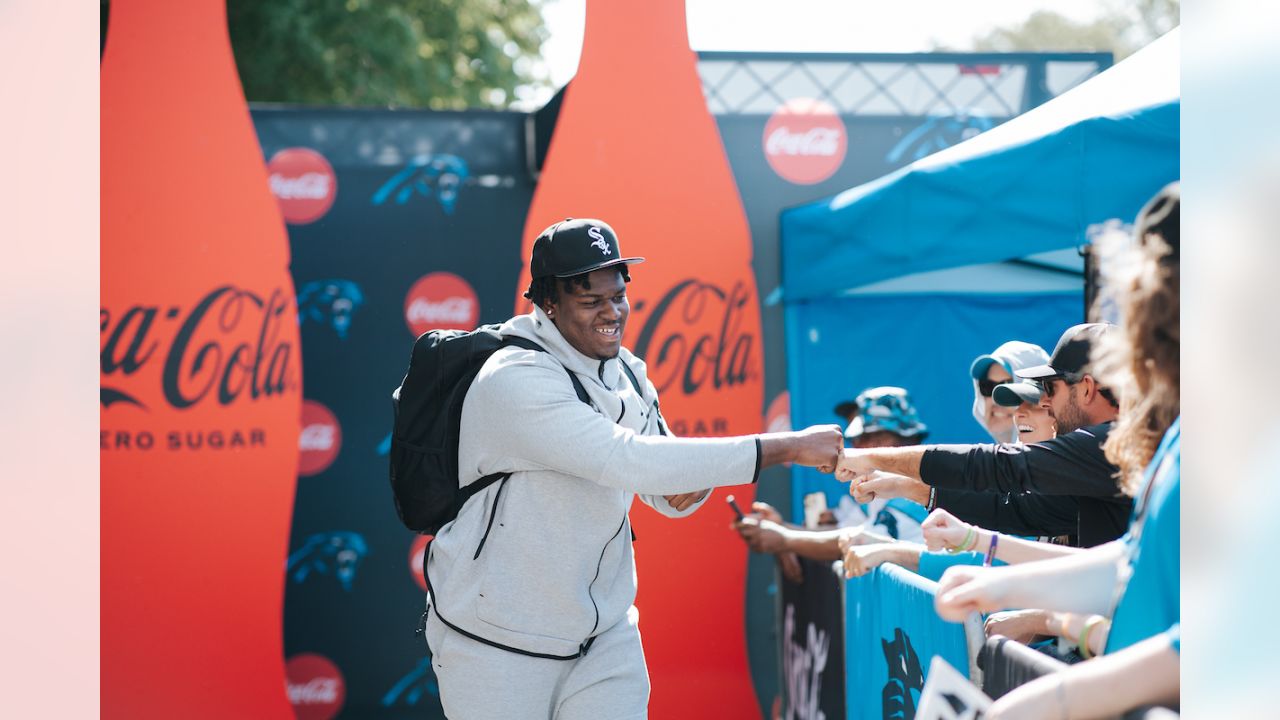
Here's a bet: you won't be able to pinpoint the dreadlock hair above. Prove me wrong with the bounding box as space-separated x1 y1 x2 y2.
523 265 632 312
1091 185 1180 495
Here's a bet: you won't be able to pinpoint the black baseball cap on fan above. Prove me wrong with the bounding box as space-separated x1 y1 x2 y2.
529 218 645 279
1016 323 1115 380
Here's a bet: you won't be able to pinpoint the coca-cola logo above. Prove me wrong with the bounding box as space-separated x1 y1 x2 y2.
404 272 480 336
408 534 433 592
100 286 296 412
633 279 758 398
763 98 847 185
267 147 337 225
285 653 346 720
298 400 341 476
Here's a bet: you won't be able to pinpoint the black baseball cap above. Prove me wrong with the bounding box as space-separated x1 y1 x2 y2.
1016 323 1115 380
529 218 645 280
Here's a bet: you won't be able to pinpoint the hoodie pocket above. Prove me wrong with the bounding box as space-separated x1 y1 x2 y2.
472 475 509 560
474 508 613 644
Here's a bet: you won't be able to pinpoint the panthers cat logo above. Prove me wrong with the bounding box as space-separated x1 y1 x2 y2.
882 627 924 720
371 154 469 214
297 280 364 340
381 657 440 708
886 110 995 165
287 532 369 591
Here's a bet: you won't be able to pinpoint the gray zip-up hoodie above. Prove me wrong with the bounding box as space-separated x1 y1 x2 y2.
425 307 761 658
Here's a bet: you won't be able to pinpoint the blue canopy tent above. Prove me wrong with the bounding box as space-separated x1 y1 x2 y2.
779 31 1180 517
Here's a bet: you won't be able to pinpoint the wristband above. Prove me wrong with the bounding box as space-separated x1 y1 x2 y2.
1079 615 1105 660
949 526 976 554
982 533 999 566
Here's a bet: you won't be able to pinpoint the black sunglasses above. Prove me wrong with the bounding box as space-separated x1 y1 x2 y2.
977 378 1002 397
1040 374 1083 399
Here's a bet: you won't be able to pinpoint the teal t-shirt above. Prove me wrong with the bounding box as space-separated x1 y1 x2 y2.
1106 418 1180 653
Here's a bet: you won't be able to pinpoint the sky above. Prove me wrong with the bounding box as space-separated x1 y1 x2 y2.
537 0 1117 91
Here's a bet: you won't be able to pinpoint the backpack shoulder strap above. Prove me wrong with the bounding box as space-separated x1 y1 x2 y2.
618 358 644 399
457 471 511 507
500 336 590 405
617 356 669 437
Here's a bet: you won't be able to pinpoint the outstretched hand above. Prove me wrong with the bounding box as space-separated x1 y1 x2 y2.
842 543 903 579
934 565 1010 622
791 424 845 473
920 508 974 551
663 489 710 512
732 516 788 554
751 501 784 524
834 448 878 482
983 609 1051 644
850 471 930 505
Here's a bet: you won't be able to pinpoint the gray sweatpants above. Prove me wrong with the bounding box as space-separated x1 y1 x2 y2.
425 604 650 720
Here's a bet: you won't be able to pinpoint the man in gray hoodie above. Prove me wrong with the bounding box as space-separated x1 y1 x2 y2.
423 218 842 719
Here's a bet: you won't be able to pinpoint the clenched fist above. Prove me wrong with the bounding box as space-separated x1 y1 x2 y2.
921 508 974 551
850 471 930 505
791 424 845 472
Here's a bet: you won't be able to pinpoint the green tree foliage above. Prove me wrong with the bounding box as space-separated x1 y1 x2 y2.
962 0 1178 61
102 0 550 109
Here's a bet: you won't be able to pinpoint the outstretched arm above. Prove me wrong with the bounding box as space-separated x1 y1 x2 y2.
921 508 1083 565
933 541 1126 621
985 631 1179 720
732 516 894 561
836 446 926 481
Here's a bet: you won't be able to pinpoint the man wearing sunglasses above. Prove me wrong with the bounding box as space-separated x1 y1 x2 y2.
1014 324 1120 436
839 324 1133 547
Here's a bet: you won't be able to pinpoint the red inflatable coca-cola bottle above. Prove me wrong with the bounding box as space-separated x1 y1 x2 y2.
516 1 765 715
102 1 301 717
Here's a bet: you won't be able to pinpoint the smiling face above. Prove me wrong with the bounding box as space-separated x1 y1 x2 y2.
542 267 629 360
982 363 1015 439
1013 400 1056 443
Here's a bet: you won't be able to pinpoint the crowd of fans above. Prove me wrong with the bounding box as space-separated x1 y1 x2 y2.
733 183 1180 719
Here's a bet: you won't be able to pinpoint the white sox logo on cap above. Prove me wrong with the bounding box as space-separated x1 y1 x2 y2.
587 226 610 255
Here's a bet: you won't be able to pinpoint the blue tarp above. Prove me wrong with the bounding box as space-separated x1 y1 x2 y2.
780 30 1180 301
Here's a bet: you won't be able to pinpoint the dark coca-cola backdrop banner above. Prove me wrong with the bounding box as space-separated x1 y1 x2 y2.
252 107 533 719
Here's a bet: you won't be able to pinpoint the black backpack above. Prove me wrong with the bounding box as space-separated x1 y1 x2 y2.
389 324 644 535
